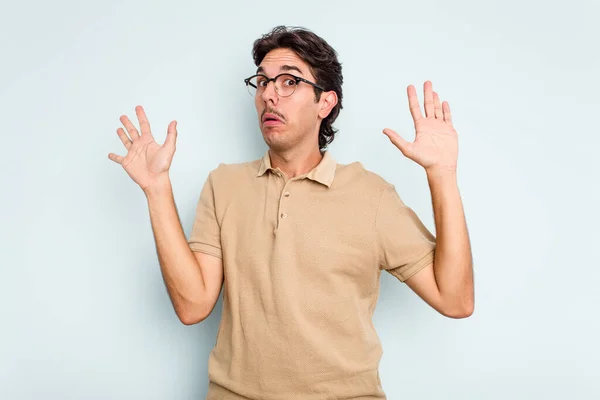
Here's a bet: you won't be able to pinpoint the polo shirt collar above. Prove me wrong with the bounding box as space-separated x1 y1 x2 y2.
256 150 337 187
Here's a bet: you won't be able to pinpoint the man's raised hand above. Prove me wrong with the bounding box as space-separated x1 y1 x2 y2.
108 105 178 192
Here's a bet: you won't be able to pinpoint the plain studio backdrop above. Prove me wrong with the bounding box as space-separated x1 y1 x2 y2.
1 0 598 399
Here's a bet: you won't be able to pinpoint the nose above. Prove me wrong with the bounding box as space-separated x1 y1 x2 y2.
260 80 279 105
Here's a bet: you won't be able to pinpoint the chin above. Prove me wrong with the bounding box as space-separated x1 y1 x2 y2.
262 125 286 139
263 136 287 150
262 132 294 151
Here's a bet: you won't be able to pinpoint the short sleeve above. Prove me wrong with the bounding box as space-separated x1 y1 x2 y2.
376 184 436 282
187 172 222 259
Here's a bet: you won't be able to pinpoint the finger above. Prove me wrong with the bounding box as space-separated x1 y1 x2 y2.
423 81 434 118
135 105 153 138
116 127 132 149
119 114 140 140
433 91 443 119
108 152 124 164
164 120 178 149
442 101 452 124
407 85 423 122
383 128 413 157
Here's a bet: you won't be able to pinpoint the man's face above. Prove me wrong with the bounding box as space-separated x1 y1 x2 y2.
254 48 326 152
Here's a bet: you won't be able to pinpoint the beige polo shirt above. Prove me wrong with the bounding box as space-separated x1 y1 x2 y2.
187 150 436 400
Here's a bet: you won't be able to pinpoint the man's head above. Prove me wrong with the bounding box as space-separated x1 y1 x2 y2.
248 26 343 152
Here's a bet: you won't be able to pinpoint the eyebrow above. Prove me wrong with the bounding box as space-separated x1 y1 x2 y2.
256 64 304 76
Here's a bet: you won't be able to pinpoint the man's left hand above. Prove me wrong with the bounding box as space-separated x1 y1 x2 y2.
383 81 458 173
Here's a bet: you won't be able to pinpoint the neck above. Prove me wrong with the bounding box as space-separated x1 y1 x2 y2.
268 144 323 179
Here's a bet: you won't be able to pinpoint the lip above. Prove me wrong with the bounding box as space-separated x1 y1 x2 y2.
262 113 283 126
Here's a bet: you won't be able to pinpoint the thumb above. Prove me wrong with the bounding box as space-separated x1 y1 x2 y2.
382 128 412 157
164 120 178 149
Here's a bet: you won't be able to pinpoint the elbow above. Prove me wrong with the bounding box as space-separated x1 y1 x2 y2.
441 298 475 319
176 305 211 326
179 314 204 326
440 282 475 319
178 311 208 326
176 292 221 325
444 305 474 319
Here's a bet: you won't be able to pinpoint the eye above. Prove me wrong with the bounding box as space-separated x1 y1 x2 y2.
283 78 296 87
257 77 268 87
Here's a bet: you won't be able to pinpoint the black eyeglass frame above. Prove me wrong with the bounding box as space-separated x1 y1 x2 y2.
243 73 326 97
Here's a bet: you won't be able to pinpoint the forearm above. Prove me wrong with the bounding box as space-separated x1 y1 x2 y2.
426 168 474 315
144 176 209 319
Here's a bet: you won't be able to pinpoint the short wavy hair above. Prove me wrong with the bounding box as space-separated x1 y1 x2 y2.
252 25 344 151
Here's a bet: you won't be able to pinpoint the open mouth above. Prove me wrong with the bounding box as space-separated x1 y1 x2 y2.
263 113 283 125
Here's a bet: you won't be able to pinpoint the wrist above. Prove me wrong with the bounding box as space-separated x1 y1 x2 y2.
425 166 457 185
426 164 456 174
143 174 172 197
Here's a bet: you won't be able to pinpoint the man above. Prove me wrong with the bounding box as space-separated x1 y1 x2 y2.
108 25 473 400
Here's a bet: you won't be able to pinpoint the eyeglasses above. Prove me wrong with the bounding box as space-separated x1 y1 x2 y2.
244 73 325 98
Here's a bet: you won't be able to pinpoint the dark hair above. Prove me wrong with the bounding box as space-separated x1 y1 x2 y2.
252 25 343 151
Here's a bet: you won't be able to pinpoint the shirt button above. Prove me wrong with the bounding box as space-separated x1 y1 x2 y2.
284 192 290 197
281 213 287 219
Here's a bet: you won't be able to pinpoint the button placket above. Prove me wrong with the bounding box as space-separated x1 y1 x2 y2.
276 181 293 229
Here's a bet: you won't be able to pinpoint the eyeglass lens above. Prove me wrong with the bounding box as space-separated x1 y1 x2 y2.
247 74 298 97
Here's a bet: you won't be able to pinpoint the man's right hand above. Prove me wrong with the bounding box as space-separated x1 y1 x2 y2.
108 105 178 192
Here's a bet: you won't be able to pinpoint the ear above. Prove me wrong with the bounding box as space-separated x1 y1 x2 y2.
318 90 338 120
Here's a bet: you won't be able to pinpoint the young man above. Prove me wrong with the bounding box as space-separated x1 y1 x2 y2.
109 25 474 400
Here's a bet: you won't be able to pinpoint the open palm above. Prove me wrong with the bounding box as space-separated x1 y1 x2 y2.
108 105 178 192
383 81 458 172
